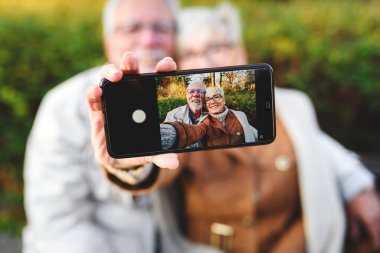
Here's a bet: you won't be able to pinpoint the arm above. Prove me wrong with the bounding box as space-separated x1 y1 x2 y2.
286 88 379 248
319 132 375 201
164 121 208 148
279 88 375 199
87 54 180 194
319 131 380 249
101 122 191 195
102 162 181 195
24 87 113 253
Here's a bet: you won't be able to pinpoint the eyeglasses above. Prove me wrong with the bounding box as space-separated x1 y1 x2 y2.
114 21 176 38
186 89 206 95
205 94 223 103
179 43 233 63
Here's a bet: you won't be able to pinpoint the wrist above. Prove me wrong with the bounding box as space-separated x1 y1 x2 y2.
103 163 152 185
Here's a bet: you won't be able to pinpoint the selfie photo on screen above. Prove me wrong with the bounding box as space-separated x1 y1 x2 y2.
156 70 258 150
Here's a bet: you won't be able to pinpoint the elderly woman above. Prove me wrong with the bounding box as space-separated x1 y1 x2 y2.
95 3 379 253
161 86 258 149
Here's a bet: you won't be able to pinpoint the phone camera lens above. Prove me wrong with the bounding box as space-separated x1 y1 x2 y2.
132 109 146 123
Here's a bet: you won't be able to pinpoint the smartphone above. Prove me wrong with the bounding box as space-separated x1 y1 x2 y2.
101 64 275 158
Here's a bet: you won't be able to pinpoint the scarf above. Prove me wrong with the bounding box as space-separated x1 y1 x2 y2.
209 106 229 126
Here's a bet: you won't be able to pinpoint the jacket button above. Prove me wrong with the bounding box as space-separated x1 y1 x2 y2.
275 155 291 171
242 215 255 227
252 192 261 203
236 131 241 136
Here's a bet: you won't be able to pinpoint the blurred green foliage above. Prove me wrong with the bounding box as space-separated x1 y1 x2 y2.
158 98 187 122
0 1 106 234
226 94 257 125
240 0 380 153
0 0 379 235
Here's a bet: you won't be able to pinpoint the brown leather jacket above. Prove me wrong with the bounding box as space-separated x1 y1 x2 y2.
167 111 245 148
106 118 305 253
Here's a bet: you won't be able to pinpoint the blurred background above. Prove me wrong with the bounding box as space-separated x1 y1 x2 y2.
0 0 379 251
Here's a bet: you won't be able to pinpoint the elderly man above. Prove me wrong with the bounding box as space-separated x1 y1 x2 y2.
163 79 208 148
165 79 208 124
23 0 178 253
87 3 380 253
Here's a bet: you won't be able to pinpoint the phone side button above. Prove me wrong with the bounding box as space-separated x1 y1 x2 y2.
265 100 271 111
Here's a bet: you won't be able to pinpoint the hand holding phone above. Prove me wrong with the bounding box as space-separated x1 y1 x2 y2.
86 52 179 170
101 63 275 158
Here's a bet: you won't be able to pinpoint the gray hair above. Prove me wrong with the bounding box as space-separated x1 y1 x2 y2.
102 0 180 38
187 80 206 91
206 87 225 98
177 3 242 48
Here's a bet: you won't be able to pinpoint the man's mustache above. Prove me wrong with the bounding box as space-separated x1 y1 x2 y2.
191 98 202 103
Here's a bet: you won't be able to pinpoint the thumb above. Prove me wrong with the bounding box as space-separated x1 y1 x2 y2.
152 153 179 169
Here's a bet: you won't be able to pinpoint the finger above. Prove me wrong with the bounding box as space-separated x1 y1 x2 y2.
93 127 108 163
366 220 380 249
120 52 139 74
115 157 153 168
360 211 380 249
86 86 103 112
349 218 360 240
155 57 177 72
152 153 179 169
101 64 123 82
368 227 380 249
115 155 178 169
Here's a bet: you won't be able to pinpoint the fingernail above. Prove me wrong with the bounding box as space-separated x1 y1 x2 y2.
121 61 137 71
108 66 120 76
120 62 127 71
163 57 173 62
121 52 138 70
123 51 134 58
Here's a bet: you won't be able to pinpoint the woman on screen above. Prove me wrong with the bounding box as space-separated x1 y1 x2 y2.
161 86 258 149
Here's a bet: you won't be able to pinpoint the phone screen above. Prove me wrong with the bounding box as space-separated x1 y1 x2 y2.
101 64 275 158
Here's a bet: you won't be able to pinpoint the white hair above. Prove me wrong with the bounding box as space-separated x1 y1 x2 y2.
187 80 206 90
102 0 180 38
206 87 225 98
177 2 242 48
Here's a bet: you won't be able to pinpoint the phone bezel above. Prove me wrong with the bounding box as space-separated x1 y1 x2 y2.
101 64 276 158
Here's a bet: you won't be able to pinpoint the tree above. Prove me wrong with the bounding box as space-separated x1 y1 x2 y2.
210 72 216 86
223 70 239 87
243 70 255 92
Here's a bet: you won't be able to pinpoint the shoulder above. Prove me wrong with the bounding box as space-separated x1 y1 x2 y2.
275 87 314 113
33 67 101 137
165 105 188 119
229 110 257 141
229 109 248 121
45 67 101 104
41 67 101 113
197 113 209 123
229 110 251 126
167 105 188 114
275 87 319 129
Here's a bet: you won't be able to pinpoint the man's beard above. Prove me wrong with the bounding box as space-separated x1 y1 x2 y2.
189 99 203 112
134 49 168 73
